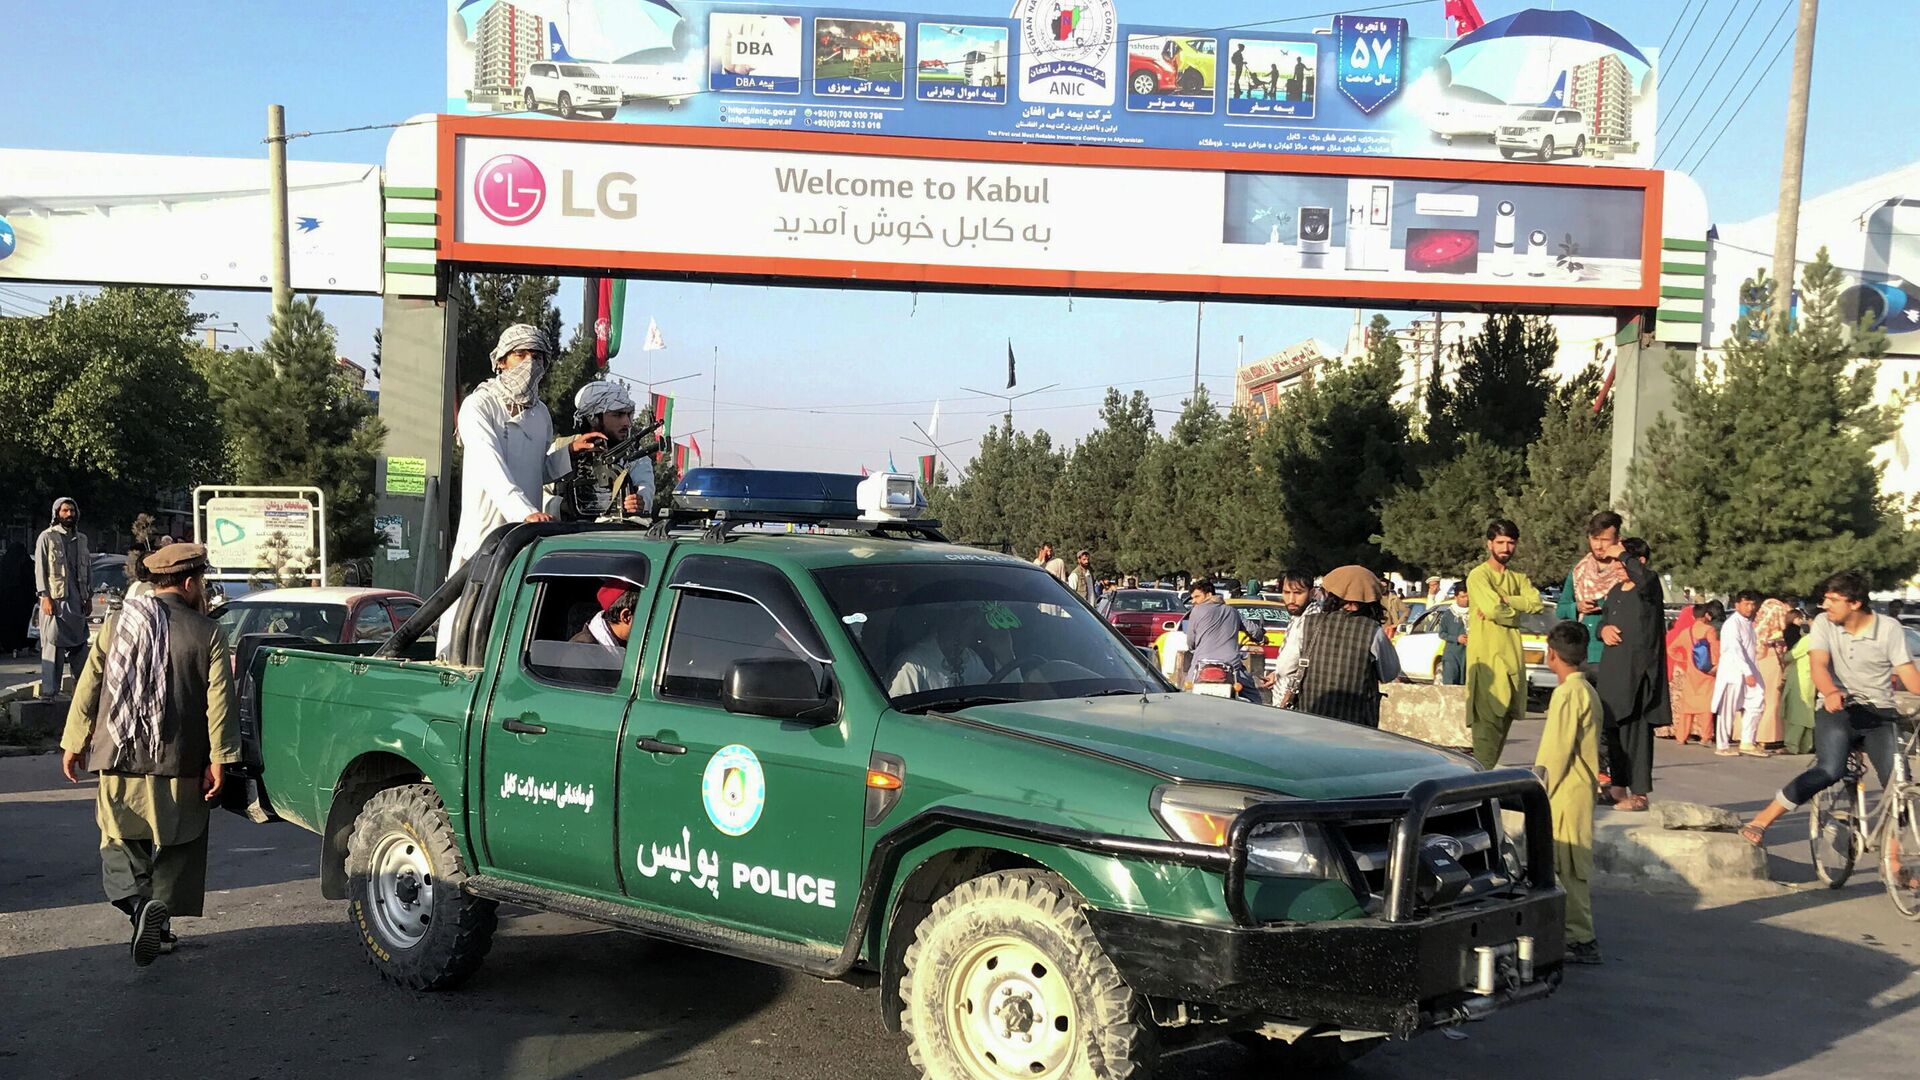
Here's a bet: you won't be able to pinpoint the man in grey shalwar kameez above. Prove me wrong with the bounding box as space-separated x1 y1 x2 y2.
34 497 90 698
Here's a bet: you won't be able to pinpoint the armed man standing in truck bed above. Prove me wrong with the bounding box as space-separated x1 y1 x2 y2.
58 542 239 967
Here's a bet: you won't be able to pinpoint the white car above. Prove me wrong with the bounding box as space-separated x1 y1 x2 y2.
1496 107 1588 161
1394 605 1559 696
523 61 622 120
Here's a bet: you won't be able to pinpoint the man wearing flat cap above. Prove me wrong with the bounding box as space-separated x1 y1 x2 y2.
1268 565 1402 726
437 324 608 654
59 542 239 967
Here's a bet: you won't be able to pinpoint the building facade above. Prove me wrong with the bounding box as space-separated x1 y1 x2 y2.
1565 54 1635 152
1235 339 1330 415
474 2 545 99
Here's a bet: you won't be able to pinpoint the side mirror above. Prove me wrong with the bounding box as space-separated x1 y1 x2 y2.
722 657 833 721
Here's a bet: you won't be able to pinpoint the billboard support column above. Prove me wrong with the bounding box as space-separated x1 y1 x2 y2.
1608 315 1694 516
267 104 291 316
371 294 460 595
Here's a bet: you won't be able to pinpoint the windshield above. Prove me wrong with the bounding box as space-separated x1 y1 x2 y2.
1108 590 1183 613
1232 603 1289 627
1518 610 1557 636
1518 108 1554 121
813 561 1161 712
216 602 344 648
558 64 601 78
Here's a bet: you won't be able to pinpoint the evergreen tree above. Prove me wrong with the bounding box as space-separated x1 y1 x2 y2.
453 273 565 394
1504 367 1614 585
1630 252 1920 594
1426 313 1558 453
0 287 227 534
541 323 603 427
1121 390 1226 577
939 423 1066 557
1377 435 1524 577
1054 389 1154 571
205 297 387 563
1257 315 1411 571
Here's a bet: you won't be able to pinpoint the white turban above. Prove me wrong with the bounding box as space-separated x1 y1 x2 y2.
574 380 636 426
490 323 555 367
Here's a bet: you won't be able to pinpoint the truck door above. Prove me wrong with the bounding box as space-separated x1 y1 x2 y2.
479 546 658 895
619 553 867 947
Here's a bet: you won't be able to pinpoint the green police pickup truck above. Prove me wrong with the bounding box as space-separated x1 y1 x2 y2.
228 470 1562 1079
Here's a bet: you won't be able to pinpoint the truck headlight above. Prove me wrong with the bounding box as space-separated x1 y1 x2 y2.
1150 785 1338 880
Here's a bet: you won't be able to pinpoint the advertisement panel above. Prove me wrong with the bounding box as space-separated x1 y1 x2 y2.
0 151 382 293
203 497 319 575
444 122 1657 309
446 2 1660 168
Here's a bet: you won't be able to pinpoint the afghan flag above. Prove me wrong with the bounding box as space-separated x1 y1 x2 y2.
918 454 936 486
688 434 703 464
672 441 691 473
651 393 674 438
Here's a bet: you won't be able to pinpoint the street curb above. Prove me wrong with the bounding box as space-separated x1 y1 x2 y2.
1506 807 1782 902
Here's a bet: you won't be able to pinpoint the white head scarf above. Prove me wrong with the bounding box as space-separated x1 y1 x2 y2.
573 380 636 427
486 324 555 414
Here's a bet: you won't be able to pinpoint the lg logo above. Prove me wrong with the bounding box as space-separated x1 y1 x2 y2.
474 154 546 226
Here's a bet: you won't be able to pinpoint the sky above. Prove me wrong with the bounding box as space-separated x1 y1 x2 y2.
5 0 1915 472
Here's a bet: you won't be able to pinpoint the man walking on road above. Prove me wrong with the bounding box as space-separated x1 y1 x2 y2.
1067 550 1098 604
1713 590 1765 756
1467 519 1544 768
34 497 90 698
59 543 238 967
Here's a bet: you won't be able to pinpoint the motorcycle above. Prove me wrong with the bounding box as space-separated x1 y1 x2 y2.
1190 660 1239 699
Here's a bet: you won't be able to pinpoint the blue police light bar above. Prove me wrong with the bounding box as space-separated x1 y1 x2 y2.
674 468 864 517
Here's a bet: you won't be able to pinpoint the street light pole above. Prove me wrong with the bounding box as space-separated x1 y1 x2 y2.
1770 0 1819 321
961 383 1059 432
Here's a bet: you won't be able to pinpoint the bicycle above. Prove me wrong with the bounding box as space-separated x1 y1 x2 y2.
1807 714 1920 918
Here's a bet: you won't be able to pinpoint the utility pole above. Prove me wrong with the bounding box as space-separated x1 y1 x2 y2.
1770 0 1819 320
1191 301 1204 397
710 345 718 460
267 104 292 318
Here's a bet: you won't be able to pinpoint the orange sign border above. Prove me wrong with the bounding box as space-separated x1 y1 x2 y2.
435 113 1664 311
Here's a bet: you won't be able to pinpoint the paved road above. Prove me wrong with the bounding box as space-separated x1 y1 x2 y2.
5 743 1920 1080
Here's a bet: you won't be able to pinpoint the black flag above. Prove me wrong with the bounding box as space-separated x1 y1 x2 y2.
1006 340 1016 389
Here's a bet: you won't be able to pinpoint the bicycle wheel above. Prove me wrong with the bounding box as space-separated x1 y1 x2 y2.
1810 781 1859 888
1882 789 1920 920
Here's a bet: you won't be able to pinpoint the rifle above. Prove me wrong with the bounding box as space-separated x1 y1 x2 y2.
565 417 665 521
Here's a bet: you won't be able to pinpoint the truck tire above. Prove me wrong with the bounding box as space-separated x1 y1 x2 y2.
1230 1032 1383 1072
344 784 496 990
901 869 1156 1080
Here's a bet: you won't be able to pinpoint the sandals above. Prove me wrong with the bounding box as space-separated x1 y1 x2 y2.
1739 824 1767 847
1612 794 1649 812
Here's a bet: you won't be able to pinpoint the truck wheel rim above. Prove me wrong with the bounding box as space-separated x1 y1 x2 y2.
946 934 1077 1079
369 832 434 949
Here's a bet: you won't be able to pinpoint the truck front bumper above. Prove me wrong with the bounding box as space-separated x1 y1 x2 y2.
1085 888 1564 1037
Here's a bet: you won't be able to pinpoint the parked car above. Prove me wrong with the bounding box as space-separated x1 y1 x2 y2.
1097 588 1187 648
1226 597 1289 661
224 470 1562 1073
214 587 423 663
523 61 622 120
1496 107 1587 160
1395 606 1558 696
1127 36 1214 96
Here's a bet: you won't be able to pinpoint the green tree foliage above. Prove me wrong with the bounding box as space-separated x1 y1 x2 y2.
1256 315 1411 571
542 323 603 428
204 297 387 562
938 422 1066 557
1630 251 1920 595
0 288 226 533
1425 313 1559 453
1377 435 1523 577
1052 389 1155 569
453 273 564 394
1503 358 1615 584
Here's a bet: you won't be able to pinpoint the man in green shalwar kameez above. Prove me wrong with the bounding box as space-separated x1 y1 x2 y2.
1467 519 1544 769
60 543 239 967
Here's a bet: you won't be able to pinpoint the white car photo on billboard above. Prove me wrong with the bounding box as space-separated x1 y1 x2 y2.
708 13 802 94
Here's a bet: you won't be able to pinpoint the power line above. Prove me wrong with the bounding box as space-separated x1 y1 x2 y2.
1659 0 1715 87
1655 0 1759 142
1658 0 1789 168
278 1 1430 143
1659 0 1700 53
1680 28 1796 175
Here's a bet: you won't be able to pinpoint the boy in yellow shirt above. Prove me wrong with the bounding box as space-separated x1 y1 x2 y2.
1539 621 1603 965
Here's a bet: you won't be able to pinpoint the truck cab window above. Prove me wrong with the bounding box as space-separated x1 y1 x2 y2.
660 590 821 705
523 578 630 692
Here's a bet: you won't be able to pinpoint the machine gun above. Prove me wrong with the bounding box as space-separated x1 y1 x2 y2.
563 417 665 522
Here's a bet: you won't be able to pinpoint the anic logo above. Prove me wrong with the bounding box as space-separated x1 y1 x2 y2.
473 153 547 227
1011 0 1117 105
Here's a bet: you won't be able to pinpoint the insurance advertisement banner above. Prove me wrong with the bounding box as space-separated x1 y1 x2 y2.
0 150 383 294
447 127 1654 308
446 2 1660 168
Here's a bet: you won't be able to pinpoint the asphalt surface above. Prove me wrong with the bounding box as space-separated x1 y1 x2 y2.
6 723 1920 1080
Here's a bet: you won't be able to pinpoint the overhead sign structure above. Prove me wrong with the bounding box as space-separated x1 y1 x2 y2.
0 150 382 293
443 118 1660 310
446 1 1660 168
193 487 328 584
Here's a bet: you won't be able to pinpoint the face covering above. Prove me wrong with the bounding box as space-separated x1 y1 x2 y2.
492 358 547 414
